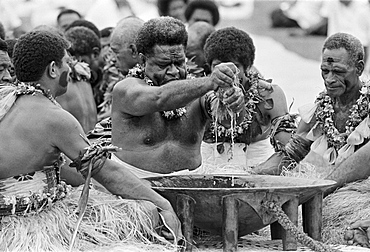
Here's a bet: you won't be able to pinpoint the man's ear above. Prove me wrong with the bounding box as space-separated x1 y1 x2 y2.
48 61 58 78
129 44 138 58
356 60 365 76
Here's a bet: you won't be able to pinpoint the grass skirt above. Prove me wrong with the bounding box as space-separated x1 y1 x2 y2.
0 185 176 252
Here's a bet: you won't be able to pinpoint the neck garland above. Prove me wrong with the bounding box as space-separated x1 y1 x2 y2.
17 82 60 107
315 81 370 151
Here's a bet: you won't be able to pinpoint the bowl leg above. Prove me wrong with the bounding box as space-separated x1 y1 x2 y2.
222 196 239 252
176 194 196 251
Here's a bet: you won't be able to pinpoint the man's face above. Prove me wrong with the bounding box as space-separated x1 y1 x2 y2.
110 40 134 75
58 13 80 32
321 48 359 98
0 50 12 85
186 38 205 69
188 9 213 26
144 44 187 86
168 0 186 22
56 50 71 96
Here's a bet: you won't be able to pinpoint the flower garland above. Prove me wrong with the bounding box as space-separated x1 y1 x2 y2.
209 71 266 141
127 64 187 120
16 82 60 107
315 83 370 151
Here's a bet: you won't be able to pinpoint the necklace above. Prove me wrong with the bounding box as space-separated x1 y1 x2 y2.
127 64 187 120
315 82 370 151
16 82 60 107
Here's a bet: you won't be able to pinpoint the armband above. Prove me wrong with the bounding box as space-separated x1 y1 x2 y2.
283 134 312 164
270 113 298 151
70 139 121 178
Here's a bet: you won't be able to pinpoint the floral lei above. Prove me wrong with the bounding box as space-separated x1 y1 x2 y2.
315 83 370 151
16 82 60 107
210 71 265 140
127 64 186 120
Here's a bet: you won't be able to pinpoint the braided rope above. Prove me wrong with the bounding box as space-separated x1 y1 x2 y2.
262 201 342 252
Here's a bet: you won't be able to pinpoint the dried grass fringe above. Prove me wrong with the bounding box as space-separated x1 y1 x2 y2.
0 186 177 252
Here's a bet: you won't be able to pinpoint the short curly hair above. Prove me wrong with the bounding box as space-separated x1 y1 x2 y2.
322 32 364 67
65 26 101 57
135 16 187 56
13 30 69 82
66 19 101 39
204 27 255 69
184 0 219 26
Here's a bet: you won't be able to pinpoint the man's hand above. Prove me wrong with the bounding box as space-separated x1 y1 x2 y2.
344 220 370 248
210 62 238 90
158 207 183 244
253 152 286 175
222 86 245 114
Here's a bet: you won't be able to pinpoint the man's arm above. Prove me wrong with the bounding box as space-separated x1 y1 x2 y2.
254 119 313 174
324 141 370 195
50 109 182 239
113 63 238 117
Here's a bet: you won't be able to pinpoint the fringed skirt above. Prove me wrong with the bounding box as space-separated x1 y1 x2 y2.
0 168 175 252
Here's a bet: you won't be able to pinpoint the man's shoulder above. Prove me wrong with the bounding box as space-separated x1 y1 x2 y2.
113 77 145 92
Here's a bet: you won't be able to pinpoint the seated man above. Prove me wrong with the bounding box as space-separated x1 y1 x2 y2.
254 32 370 247
102 17 245 178
201 27 296 170
56 26 98 133
0 30 181 251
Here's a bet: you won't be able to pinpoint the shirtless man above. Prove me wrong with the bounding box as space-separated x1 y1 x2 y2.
0 39 12 85
254 32 369 177
202 27 295 170
56 26 98 133
109 17 245 177
0 30 181 250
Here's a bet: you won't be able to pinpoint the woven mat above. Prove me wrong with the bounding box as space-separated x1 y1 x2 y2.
189 234 370 252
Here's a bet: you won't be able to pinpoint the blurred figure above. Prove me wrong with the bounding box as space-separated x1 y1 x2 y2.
0 22 5 40
270 0 327 36
0 39 12 85
99 27 114 68
97 16 144 121
56 8 82 32
184 0 220 27
157 0 188 22
57 26 99 133
320 0 370 66
0 0 22 38
186 21 215 76
65 19 104 107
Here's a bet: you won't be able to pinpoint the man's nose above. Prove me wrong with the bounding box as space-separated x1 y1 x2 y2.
1 69 12 83
167 64 179 75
